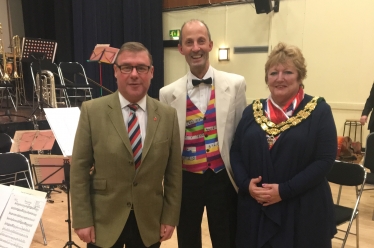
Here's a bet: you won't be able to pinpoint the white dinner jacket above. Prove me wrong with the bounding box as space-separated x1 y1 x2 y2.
159 67 247 190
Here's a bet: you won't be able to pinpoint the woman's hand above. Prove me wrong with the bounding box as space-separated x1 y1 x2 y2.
261 183 282 206
360 115 368 125
249 176 282 206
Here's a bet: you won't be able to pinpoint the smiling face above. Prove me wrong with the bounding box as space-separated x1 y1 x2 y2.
114 50 154 103
266 62 302 107
178 21 213 79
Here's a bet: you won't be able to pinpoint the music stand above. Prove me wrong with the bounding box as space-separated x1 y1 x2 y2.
21 37 57 117
62 159 80 248
29 154 65 203
87 44 119 96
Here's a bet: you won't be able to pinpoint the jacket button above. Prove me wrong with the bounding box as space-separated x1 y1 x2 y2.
127 202 131 207
133 182 138 186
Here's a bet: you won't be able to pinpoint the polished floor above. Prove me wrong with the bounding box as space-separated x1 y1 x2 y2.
0 96 46 124
27 182 374 248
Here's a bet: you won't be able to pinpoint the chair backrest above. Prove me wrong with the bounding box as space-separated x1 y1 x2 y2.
363 132 374 171
327 161 366 186
0 133 13 153
30 61 65 87
59 62 89 86
0 153 34 189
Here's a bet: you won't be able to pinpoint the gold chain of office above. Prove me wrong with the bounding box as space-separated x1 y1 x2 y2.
253 96 320 137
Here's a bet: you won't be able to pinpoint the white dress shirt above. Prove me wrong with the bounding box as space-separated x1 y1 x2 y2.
187 66 214 114
119 93 147 146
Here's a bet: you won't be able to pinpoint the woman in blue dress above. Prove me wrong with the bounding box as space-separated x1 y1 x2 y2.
230 42 337 248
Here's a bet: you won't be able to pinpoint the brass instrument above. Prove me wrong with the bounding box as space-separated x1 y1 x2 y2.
0 23 10 81
12 35 21 78
35 70 57 108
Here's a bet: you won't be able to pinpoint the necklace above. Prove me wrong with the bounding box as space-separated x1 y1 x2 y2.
253 96 320 144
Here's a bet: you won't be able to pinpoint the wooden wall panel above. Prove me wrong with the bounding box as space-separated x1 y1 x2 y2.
163 0 237 10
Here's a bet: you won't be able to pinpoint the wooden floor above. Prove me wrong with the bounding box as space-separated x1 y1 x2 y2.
28 183 374 248
0 99 46 124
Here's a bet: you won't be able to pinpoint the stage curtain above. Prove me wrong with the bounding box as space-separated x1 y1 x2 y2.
21 0 164 99
21 0 74 100
72 0 164 98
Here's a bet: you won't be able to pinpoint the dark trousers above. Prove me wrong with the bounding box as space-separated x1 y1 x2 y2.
87 211 160 248
177 169 237 248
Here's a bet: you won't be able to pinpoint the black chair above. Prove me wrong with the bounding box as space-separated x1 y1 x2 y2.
30 60 71 108
0 133 12 153
58 62 93 106
361 132 374 221
0 152 48 245
327 161 366 248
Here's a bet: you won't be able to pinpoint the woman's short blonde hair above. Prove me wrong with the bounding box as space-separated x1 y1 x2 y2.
265 42 307 84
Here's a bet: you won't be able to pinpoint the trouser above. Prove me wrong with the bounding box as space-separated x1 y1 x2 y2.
87 210 160 248
177 169 237 248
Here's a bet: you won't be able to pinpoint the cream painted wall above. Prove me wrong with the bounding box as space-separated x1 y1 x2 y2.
0 0 11 53
163 0 373 146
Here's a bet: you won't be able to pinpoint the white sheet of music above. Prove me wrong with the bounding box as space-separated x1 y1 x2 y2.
0 185 12 217
0 186 47 248
44 107 81 157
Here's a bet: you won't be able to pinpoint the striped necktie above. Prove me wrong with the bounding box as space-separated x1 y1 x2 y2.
128 104 142 170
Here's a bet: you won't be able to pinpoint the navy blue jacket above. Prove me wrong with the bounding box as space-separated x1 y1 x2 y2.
362 83 374 132
230 94 337 248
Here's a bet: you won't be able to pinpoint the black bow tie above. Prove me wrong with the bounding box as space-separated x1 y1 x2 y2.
192 77 213 87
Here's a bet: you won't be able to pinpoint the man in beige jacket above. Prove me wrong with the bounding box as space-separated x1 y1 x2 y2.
71 42 182 248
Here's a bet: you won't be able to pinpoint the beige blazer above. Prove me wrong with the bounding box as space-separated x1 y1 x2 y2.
70 92 182 247
159 68 247 190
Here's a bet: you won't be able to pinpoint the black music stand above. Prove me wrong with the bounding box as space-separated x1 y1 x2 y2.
21 37 57 117
31 161 63 203
62 159 80 248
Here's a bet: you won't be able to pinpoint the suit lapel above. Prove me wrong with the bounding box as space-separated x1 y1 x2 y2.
107 91 132 154
142 96 160 161
170 77 187 151
213 69 230 151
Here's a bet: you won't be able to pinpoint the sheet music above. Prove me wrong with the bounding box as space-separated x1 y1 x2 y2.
44 107 81 157
0 186 46 248
10 130 55 153
0 185 12 217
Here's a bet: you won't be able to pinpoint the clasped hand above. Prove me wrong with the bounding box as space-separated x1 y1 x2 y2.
249 176 281 206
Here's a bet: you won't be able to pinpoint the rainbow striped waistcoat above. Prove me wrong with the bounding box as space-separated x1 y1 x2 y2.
182 86 225 174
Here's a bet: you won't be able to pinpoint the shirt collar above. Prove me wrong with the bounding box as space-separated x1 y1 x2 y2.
187 66 214 90
118 92 147 112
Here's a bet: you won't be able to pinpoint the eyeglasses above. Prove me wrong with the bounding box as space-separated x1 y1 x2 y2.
115 64 151 74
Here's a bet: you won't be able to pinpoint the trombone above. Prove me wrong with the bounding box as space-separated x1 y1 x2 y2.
0 23 10 81
12 35 21 79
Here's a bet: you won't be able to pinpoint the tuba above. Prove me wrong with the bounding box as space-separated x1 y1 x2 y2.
35 70 57 108
0 23 10 81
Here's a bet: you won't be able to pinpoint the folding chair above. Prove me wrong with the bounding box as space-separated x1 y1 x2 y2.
58 62 93 106
0 133 12 153
361 132 374 220
327 161 366 248
0 152 48 245
0 80 17 111
0 68 17 111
